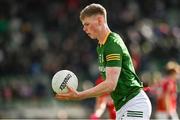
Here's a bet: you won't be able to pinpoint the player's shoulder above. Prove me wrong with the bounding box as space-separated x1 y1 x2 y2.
107 32 123 45
108 32 121 40
105 32 123 48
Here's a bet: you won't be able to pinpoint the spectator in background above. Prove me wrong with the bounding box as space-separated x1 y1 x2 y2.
156 61 179 119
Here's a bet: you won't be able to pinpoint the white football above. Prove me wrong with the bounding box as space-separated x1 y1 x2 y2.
52 70 78 93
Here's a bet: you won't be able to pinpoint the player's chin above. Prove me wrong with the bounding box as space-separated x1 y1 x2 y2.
87 34 94 39
89 36 96 39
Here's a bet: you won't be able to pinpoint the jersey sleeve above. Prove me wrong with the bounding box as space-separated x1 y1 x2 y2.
104 40 123 67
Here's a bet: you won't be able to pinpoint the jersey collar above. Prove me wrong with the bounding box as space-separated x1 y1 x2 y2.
99 32 111 46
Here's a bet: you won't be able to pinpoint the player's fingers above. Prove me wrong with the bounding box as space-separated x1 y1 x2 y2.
55 93 70 97
66 85 74 92
55 94 69 100
55 97 69 100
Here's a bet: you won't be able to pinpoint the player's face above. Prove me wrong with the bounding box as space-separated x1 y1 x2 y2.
82 16 99 39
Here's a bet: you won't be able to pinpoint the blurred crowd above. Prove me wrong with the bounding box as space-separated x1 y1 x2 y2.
0 0 180 119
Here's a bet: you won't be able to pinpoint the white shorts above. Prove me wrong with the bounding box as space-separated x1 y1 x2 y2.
116 90 152 120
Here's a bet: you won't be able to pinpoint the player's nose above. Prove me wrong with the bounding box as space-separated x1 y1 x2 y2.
83 26 87 32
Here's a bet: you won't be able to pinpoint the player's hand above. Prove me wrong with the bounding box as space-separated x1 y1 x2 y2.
55 86 80 100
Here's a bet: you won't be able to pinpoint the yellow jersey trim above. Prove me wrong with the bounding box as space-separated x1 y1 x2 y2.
100 32 111 46
106 54 121 61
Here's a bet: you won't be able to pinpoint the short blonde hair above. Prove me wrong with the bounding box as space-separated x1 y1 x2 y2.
80 3 107 21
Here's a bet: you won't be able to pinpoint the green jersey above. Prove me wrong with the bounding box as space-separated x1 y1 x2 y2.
97 32 143 111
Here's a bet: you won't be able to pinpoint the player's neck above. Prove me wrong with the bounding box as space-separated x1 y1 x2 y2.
98 25 111 45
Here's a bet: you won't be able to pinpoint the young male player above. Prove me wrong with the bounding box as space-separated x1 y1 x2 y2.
55 3 152 119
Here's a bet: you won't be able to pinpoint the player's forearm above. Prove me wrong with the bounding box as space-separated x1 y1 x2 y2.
78 80 114 100
78 67 120 100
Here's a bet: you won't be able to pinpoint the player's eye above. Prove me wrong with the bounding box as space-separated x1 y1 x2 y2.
84 23 89 27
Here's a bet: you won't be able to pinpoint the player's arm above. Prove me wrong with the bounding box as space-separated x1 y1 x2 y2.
55 38 122 101
79 67 121 99
165 82 173 115
55 67 121 100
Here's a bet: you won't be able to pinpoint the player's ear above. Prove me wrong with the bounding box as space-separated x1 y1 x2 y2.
97 15 104 25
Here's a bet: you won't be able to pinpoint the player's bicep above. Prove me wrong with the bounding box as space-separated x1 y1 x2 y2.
106 67 121 91
105 42 123 67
